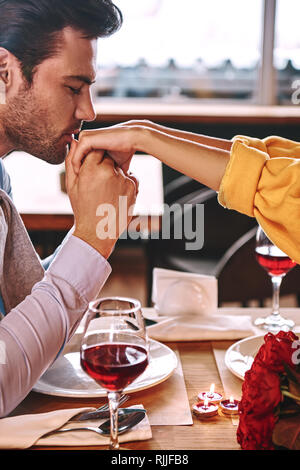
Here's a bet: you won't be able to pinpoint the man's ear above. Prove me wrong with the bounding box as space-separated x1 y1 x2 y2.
0 48 9 104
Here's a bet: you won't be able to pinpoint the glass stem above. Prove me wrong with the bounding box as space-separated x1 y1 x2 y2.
271 275 282 317
108 391 121 450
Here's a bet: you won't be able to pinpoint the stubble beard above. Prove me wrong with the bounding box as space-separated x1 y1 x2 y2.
1 84 68 165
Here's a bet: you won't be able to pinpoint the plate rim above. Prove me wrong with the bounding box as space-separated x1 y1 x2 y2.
33 338 178 398
225 334 265 381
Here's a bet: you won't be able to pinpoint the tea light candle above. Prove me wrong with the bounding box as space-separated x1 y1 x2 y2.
198 383 223 404
193 398 219 419
220 396 240 416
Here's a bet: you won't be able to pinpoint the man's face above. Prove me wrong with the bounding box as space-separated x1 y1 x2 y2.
2 27 97 164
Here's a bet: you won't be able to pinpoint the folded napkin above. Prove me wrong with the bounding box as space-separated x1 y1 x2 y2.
0 405 151 449
147 314 255 341
152 267 218 316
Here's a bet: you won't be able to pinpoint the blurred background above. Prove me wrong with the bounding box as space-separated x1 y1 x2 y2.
94 0 298 105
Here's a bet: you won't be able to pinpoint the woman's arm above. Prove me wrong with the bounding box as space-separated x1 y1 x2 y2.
73 123 231 191
135 126 230 191
72 125 300 265
118 119 233 152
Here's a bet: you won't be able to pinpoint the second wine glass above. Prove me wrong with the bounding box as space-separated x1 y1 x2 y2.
80 297 149 450
254 226 297 332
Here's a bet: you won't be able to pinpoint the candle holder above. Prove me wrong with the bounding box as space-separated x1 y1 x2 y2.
198 383 223 405
219 397 239 416
193 398 218 419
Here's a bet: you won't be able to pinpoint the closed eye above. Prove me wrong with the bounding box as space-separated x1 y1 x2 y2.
67 86 82 95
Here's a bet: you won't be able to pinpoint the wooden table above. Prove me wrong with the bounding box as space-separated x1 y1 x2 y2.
12 307 300 450
14 340 240 450
3 152 164 233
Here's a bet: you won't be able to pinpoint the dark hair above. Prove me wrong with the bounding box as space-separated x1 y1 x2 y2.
0 0 123 82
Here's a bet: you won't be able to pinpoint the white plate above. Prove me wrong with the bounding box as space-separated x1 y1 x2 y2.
225 335 265 380
33 338 177 397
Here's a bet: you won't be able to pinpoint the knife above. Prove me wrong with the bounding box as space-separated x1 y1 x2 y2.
145 318 157 327
71 407 146 422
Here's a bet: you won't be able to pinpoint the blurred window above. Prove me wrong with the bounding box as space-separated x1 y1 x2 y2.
94 0 293 105
275 0 300 104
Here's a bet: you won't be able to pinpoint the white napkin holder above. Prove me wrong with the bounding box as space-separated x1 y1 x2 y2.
151 267 218 316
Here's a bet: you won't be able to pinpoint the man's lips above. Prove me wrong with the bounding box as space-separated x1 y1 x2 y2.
63 128 81 136
61 129 81 144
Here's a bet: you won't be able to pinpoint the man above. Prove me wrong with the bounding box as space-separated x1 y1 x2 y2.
0 0 137 417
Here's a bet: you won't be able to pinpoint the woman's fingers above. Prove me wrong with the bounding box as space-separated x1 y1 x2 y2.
71 127 137 175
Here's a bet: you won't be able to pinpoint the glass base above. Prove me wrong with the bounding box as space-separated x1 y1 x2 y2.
254 313 295 332
109 446 128 450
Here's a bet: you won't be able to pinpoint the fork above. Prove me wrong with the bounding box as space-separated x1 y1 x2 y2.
95 394 129 412
70 394 130 421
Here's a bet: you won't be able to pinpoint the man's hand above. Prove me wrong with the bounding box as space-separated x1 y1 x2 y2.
66 140 138 259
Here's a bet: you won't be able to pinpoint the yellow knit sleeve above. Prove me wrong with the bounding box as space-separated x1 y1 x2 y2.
218 136 269 217
262 135 300 159
218 135 300 263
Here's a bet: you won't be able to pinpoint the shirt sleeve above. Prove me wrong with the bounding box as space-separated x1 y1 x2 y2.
41 227 75 271
218 135 300 264
0 235 111 417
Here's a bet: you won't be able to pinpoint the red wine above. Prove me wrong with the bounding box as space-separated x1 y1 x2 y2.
255 246 296 276
81 343 149 391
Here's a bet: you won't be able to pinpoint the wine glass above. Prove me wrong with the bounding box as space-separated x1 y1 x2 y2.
254 225 297 331
80 297 149 450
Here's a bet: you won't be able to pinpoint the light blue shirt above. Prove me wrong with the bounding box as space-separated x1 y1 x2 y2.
0 159 13 200
0 160 13 316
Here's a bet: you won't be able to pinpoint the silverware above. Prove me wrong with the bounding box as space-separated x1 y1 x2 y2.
144 318 158 327
71 394 129 421
45 411 146 438
99 411 146 434
71 407 146 422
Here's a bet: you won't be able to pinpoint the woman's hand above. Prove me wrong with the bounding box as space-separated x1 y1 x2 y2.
70 120 230 192
72 124 147 176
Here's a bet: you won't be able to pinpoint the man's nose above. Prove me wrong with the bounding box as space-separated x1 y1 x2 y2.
75 90 96 122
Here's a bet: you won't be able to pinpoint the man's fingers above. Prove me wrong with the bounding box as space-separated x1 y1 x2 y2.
116 164 139 194
65 139 78 169
82 149 107 169
65 139 78 189
127 172 139 195
120 157 132 174
72 130 106 174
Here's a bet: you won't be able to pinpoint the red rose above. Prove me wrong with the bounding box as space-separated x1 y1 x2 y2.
241 364 281 415
237 331 298 450
237 412 277 450
255 331 298 373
